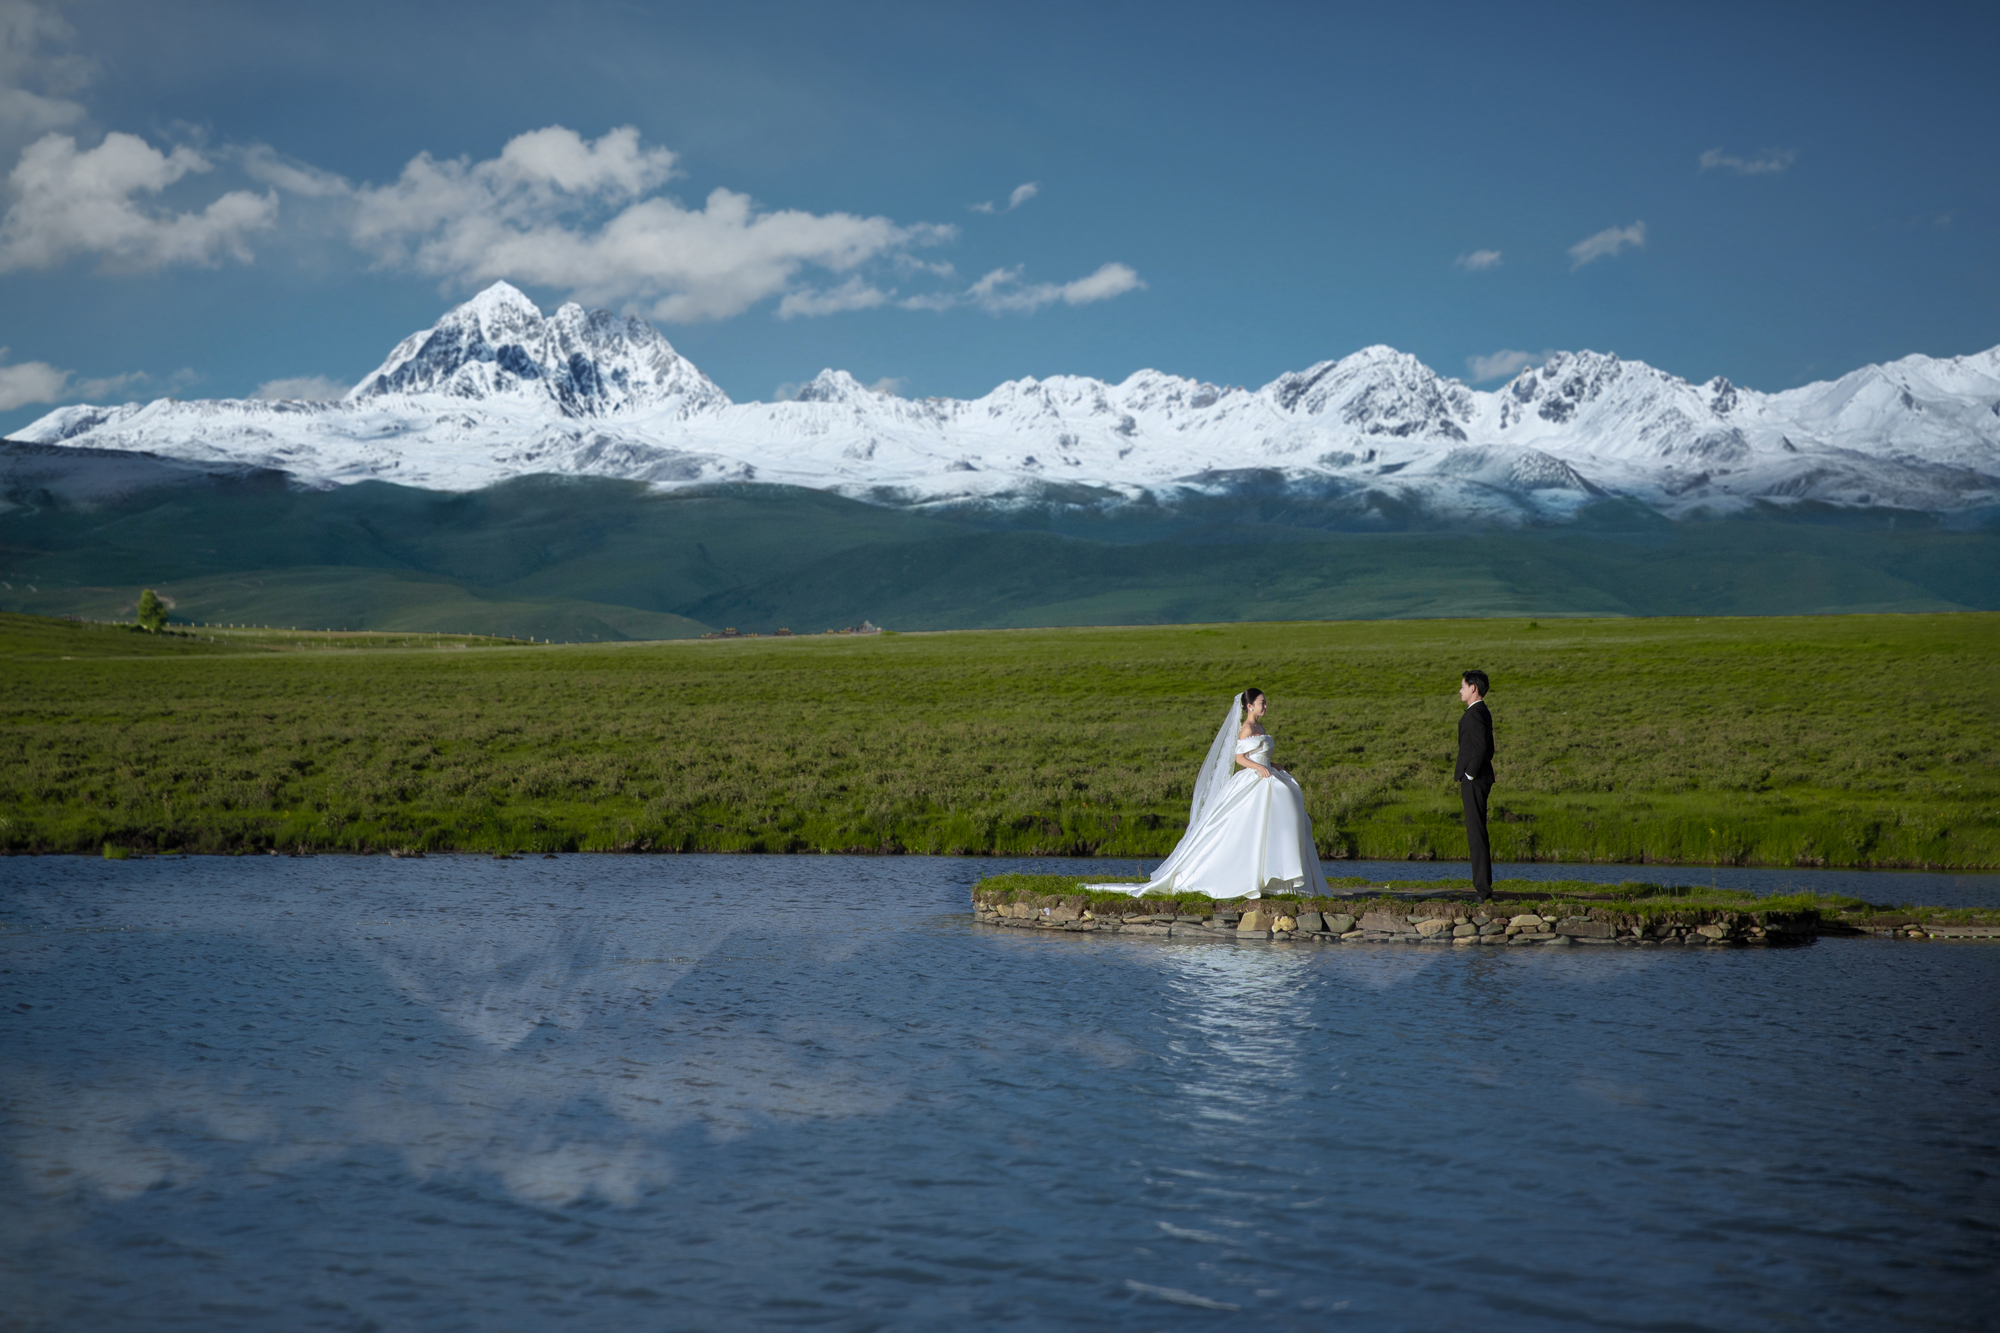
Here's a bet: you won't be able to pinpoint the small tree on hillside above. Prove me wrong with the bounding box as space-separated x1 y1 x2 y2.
136 589 167 633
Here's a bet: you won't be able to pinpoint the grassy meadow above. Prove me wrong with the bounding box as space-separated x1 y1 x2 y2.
1 610 1994 866
0 613 536 661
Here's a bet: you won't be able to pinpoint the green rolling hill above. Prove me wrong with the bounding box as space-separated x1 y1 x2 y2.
2 447 1995 638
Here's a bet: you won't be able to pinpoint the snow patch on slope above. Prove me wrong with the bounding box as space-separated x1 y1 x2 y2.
18 285 2000 522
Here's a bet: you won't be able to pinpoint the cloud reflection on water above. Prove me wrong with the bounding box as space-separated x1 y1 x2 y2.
4 856 1997 1332
6 884 917 1213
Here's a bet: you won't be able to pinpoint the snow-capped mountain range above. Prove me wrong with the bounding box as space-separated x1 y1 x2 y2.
19 282 2000 523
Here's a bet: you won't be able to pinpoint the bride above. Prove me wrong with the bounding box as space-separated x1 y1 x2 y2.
1093 688 1329 899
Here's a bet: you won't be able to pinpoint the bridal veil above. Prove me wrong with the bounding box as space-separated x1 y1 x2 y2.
1136 692 1246 890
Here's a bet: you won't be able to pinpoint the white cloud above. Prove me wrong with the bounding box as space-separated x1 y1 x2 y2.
947 261 1144 314
970 181 1039 214
775 276 890 319
1454 249 1502 272
0 349 65 409
235 143 352 199
1466 348 1555 382
350 125 677 260
70 368 153 399
0 106 1114 325
0 131 277 272
1699 147 1796 176
251 374 348 401
893 254 957 278
350 124 953 322
1058 262 1144 304
0 348 154 409
1567 220 1646 270
0 1 92 156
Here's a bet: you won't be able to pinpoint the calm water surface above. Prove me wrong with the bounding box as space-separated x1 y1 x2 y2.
2 855 1995 1331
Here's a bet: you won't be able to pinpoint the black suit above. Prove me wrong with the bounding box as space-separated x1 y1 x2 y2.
1457 700 1496 898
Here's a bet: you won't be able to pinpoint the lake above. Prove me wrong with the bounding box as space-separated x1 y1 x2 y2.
3 854 1996 1330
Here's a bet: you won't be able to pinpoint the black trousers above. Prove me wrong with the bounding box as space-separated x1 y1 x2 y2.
1460 778 1493 898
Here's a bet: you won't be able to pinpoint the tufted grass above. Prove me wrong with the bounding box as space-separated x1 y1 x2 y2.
1 609 1995 865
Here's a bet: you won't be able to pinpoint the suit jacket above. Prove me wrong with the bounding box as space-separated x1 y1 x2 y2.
1457 700 1495 784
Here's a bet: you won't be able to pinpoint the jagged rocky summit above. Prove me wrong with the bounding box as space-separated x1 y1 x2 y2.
20 281 2000 524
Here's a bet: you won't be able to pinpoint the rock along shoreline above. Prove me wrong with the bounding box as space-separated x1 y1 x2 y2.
970 887 2000 946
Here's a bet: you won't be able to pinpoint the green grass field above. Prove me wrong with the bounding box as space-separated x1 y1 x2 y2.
0 612 537 660
3 610 1993 866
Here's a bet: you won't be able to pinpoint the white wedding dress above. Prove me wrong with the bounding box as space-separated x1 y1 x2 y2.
1090 695 1330 900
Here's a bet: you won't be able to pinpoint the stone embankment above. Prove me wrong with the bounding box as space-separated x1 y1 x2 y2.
973 892 1827 947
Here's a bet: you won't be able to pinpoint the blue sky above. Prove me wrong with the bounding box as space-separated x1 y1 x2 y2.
1 0 1995 431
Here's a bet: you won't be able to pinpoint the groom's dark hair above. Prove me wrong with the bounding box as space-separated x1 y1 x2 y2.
1462 670 1489 697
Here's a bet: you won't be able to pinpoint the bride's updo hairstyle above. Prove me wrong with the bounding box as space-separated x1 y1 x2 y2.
1242 687 1265 717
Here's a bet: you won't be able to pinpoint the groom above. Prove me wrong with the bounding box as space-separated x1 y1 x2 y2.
1457 670 1496 901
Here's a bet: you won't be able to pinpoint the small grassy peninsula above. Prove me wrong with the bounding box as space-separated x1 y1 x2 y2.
971 874 2000 944
1 609 1994 865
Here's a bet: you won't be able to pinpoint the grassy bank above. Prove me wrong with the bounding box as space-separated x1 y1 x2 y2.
968 873 2000 927
2 610 1994 865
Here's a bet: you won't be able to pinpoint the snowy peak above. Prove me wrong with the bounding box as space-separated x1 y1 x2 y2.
1503 351 1631 425
14 281 2000 523
350 281 729 416
793 369 873 404
1483 352 1745 468
1267 346 1476 441
1774 349 2000 451
1113 369 1240 415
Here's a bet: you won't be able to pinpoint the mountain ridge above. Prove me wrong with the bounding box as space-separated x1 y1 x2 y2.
20 282 2000 524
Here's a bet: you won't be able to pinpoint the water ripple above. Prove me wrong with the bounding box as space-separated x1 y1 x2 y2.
1 854 1995 1330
